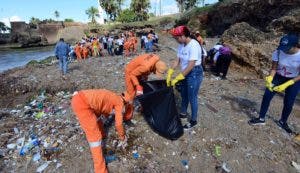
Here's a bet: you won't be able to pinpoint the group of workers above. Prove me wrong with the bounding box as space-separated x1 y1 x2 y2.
73 37 102 60
67 25 300 173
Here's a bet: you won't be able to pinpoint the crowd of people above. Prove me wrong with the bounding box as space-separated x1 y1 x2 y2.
54 25 300 173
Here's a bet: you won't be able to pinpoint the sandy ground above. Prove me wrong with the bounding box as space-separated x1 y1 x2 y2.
0 34 299 173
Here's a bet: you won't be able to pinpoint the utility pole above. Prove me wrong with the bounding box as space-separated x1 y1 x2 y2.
160 0 162 16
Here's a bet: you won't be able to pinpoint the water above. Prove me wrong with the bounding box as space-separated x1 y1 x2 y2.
0 46 54 72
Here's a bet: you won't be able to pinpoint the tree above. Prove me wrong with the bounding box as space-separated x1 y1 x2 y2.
54 10 60 21
0 22 10 33
29 17 41 25
86 6 100 24
130 0 151 21
64 18 74 22
176 0 199 12
117 9 137 23
99 0 123 21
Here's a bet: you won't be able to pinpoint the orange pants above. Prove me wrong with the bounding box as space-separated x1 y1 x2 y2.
71 92 108 173
75 50 82 60
124 72 135 121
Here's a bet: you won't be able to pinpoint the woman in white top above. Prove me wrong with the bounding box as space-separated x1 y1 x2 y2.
167 25 204 129
249 34 300 133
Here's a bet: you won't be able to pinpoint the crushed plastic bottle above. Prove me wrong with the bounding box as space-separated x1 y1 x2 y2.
36 162 49 172
19 136 40 156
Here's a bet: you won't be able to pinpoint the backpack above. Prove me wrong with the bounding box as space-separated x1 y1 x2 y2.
219 46 231 55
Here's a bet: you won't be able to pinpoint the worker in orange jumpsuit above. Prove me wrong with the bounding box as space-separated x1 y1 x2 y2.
74 42 82 60
71 89 131 173
124 53 168 123
92 38 100 57
124 40 131 57
82 44 89 59
128 31 137 54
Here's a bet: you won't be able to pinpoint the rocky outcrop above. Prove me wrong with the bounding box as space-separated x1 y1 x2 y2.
221 22 279 77
199 0 300 77
9 21 87 47
203 0 300 36
10 21 48 47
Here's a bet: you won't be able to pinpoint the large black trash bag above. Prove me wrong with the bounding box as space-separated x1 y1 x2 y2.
137 80 184 140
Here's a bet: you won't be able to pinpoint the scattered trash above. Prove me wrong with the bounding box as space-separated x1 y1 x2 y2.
13 127 19 134
19 136 39 156
7 143 16 149
181 160 189 170
294 134 300 143
33 152 41 162
292 161 300 172
35 112 45 119
222 162 231 173
132 150 139 159
36 162 49 173
56 162 62 169
105 155 117 164
215 145 221 157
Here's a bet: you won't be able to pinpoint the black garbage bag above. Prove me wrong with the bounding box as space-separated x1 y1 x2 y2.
137 80 184 140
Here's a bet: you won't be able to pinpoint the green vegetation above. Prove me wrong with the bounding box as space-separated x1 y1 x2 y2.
130 0 151 21
117 9 137 23
64 18 74 22
103 15 176 31
0 22 10 33
26 56 55 67
86 6 100 24
99 0 123 21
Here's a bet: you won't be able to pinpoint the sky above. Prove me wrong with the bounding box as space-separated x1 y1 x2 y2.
0 0 218 27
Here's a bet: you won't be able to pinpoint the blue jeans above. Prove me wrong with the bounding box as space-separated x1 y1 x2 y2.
58 56 68 75
180 65 204 121
146 41 153 52
259 74 300 123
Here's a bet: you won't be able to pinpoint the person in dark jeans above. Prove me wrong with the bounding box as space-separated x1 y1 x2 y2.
213 46 232 79
249 34 300 133
215 54 232 79
167 25 204 129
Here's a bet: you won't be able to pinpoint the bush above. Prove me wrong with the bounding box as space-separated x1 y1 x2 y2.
64 18 74 22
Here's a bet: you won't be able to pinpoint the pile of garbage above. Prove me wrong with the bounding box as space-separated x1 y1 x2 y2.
1 90 79 172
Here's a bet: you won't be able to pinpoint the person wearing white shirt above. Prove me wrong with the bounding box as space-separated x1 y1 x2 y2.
249 34 300 134
167 25 204 129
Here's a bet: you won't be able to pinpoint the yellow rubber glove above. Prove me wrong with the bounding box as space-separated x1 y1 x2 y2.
265 75 274 92
171 73 185 86
166 69 174 87
273 80 295 92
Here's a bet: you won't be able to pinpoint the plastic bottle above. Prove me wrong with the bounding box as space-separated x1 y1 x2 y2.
19 137 39 156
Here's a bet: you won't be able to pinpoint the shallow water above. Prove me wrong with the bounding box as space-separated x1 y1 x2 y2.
0 46 54 72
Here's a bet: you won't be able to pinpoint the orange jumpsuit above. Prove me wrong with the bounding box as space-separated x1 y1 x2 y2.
130 36 138 53
124 41 131 57
124 54 160 120
75 45 82 60
71 89 126 173
82 46 89 59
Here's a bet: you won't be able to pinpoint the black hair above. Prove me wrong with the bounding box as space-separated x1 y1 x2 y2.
182 27 191 37
59 38 64 42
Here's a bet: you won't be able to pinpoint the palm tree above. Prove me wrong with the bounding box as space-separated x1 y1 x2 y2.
85 6 100 24
54 10 60 21
86 6 100 24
